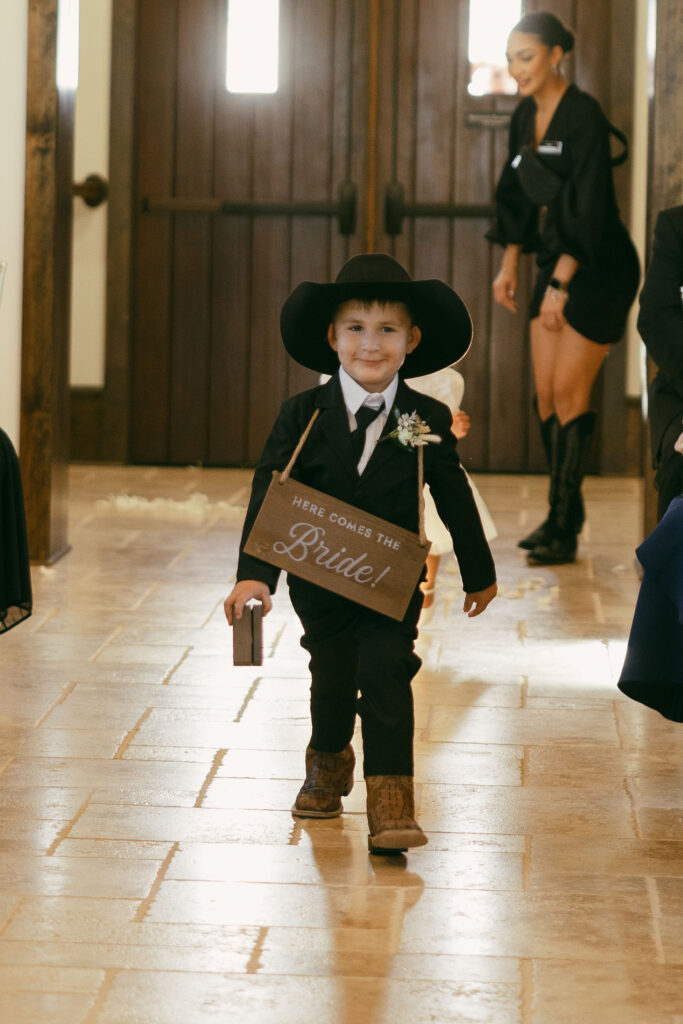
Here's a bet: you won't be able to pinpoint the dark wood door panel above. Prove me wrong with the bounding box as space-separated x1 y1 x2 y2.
130 0 178 463
132 0 365 465
130 0 632 471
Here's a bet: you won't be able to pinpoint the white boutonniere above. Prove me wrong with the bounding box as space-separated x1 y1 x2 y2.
386 410 442 450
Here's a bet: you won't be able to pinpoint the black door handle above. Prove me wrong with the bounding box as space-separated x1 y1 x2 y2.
143 180 357 236
73 174 109 208
384 181 494 235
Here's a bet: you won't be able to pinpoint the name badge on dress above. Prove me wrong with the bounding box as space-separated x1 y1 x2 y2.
537 140 563 155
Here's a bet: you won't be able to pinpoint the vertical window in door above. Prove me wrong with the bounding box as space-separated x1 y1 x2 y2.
56 0 79 90
468 0 521 96
226 0 279 94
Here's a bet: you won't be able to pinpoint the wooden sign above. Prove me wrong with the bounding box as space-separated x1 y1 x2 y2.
244 472 430 621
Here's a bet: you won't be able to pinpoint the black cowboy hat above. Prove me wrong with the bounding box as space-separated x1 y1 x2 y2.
280 253 473 376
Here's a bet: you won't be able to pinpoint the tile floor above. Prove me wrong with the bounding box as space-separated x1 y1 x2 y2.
0 465 680 1023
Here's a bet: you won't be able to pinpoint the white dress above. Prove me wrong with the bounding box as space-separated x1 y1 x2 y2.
407 368 497 552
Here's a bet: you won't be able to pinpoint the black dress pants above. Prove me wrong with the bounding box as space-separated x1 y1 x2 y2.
288 578 423 777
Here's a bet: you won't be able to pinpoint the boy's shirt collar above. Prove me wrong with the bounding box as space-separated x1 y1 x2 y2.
338 367 399 416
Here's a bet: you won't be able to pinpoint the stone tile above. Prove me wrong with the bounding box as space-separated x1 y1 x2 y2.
530 960 683 1024
131 716 311 750
412 679 523 708
413 742 523 786
218 740 520 790
96 972 522 1024
426 706 620 746
418 783 635 837
70 805 317 845
530 836 683 889
217 748 326 781
1 729 128 760
0 788 91 821
0 964 103 992
0 937 253 974
0 895 19 930
57 840 172 860
524 746 683 788
92 643 191 666
0 467 670 1024
654 878 683 963
396 889 656 960
637 810 683 841
0 757 209 792
2 896 139 942
166 841 523 892
0 820 67 856
0 854 161 899
0 992 95 1024
261 936 522 982
123 746 222 763
200 777 365 813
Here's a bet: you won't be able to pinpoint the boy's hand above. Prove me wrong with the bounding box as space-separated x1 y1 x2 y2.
451 410 471 439
463 583 497 618
224 580 272 625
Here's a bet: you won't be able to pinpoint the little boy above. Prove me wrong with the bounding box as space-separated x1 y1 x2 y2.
224 253 496 854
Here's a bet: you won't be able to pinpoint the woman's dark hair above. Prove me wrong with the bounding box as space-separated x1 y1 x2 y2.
512 12 575 53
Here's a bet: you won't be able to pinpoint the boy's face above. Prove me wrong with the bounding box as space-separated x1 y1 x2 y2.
327 300 421 393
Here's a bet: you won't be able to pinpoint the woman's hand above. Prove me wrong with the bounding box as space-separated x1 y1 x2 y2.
539 287 569 331
463 582 497 617
492 266 518 312
224 580 272 625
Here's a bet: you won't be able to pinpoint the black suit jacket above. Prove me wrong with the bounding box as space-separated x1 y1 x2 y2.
638 205 683 464
237 373 496 598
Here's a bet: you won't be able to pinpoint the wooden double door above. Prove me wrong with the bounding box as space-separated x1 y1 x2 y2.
130 0 630 471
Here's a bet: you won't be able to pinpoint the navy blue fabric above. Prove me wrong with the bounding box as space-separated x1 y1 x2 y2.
618 495 683 720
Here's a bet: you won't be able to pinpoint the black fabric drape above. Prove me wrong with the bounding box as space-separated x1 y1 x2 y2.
0 428 32 633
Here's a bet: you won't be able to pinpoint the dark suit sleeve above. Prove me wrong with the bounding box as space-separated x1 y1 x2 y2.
638 208 683 391
421 400 497 594
235 394 316 592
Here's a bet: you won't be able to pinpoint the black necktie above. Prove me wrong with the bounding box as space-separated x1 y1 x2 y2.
351 400 384 465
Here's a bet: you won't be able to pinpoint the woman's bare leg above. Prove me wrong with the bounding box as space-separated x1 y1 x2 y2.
530 317 560 421
551 323 608 423
530 317 607 420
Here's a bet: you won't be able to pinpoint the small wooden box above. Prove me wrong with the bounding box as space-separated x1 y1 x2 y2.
232 602 263 666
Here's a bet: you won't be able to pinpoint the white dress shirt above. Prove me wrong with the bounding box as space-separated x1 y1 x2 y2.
338 367 399 474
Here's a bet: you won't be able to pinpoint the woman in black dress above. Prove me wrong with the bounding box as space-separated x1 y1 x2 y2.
488 11 639 564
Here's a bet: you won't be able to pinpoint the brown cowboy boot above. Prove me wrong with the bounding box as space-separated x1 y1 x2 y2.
291 744 355 818
365 775 428 854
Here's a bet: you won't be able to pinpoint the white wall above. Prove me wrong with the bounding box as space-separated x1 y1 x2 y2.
0 2 28 448
70 0 112 387
625 0 650 398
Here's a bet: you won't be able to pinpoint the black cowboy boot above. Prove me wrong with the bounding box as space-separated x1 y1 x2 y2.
528 411 596 565
518 403 559 550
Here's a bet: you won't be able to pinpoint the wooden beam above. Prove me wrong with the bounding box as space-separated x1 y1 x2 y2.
20 0 76 562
